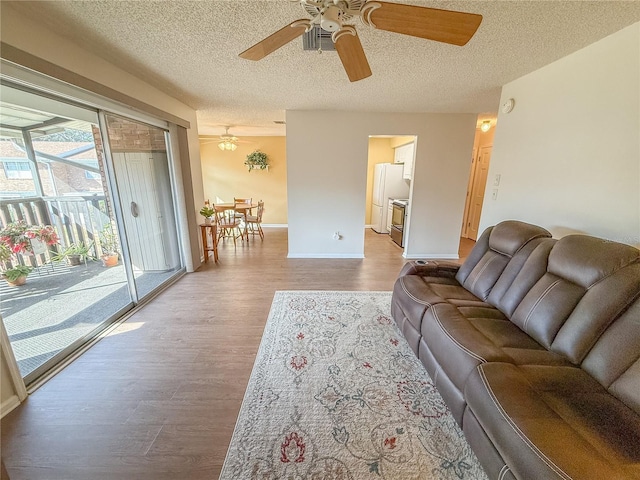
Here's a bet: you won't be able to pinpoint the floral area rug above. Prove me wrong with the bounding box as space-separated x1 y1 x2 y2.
220 291 487 480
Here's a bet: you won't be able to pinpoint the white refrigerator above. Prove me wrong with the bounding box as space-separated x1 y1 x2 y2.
371 163 409 233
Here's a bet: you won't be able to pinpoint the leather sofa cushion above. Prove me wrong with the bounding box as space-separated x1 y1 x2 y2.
548 235 639 289
488 239 556 318
510 235 640 362
552 262 640 364
393 275 460 333
421 303 512 390
459 249 512 301
455 221 551 301
488 221 552 258
420 303 570 394
465 362 640 480
510 272 585 349
581 296 640 415
455 225 493 286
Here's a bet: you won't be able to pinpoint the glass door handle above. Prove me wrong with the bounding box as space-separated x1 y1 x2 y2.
131 201 139 218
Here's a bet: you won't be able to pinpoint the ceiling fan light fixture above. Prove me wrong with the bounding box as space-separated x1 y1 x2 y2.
218 140 237 151
218 127 239 151
480 120 492 133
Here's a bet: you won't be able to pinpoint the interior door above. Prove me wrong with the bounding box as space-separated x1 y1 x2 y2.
461 149 477 238
467 146 492 240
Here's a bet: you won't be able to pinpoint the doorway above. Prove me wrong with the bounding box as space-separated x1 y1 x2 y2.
462 118 495 241
365 135 414 256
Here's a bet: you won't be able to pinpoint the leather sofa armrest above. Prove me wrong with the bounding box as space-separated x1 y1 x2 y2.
399 260 461 278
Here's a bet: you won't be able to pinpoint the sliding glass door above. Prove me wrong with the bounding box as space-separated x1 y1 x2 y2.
103 114 182 300
0 83 184 383
0 84 132 380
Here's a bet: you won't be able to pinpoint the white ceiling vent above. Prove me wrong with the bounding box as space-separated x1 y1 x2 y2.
303 26 335 52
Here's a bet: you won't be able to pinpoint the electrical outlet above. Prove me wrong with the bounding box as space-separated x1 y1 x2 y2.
493 174 501 186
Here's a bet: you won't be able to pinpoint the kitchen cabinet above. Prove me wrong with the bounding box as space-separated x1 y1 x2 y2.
394 142 415 180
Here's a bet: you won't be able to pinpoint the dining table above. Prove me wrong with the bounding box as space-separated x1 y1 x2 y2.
214 203 257 240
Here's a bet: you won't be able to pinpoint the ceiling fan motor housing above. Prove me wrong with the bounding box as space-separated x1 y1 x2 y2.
320 5 342 32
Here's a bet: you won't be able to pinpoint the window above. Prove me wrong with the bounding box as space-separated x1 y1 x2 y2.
4 161 32 179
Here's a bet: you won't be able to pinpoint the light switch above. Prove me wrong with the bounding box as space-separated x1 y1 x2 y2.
492 189 498 200
493 174 501 186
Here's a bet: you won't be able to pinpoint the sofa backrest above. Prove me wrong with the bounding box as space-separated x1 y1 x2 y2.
487 238 557 318
455 220 552 301
581 296 640 415
510 235 640 363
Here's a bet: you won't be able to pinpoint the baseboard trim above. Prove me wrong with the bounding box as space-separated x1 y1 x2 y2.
287 253 365 259
1 395 21 419
262 224 287 228
403 253 460 260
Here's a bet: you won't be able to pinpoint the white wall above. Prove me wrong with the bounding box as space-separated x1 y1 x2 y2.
480 23 640 247
286 111 476 258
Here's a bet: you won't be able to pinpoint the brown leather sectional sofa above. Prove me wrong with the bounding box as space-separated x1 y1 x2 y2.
391 220 640 480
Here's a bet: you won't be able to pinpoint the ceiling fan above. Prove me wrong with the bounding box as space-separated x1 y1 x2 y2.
239 0 482 82
200 127 247 151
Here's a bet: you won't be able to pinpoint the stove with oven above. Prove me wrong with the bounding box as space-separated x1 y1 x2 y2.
390 199 408 247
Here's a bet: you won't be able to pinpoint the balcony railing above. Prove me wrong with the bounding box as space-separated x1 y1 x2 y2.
0 195 112 267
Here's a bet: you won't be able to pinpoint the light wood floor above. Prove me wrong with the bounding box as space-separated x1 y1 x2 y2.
1 228 474 480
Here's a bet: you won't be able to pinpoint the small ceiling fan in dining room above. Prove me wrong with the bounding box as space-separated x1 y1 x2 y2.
239 0 483 82
200 126 251 151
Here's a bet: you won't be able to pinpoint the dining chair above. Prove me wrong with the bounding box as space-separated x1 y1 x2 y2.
245 200 264 241
216 204 244 247
233 197 254 239
233 197 252 220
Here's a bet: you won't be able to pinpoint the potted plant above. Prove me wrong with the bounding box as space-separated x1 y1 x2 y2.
244 150 269 171
2 265 33 287
0 221 58 285
51 242 94 266
0 243 31 286
0 221 59 256
99 225 120 267
200 203 216 225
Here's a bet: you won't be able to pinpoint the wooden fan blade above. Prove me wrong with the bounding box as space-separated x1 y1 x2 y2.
334 28 372 82
239 20 310 61
368 2 482 46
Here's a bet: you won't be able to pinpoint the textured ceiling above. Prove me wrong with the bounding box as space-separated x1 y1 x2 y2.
7 1 640 136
